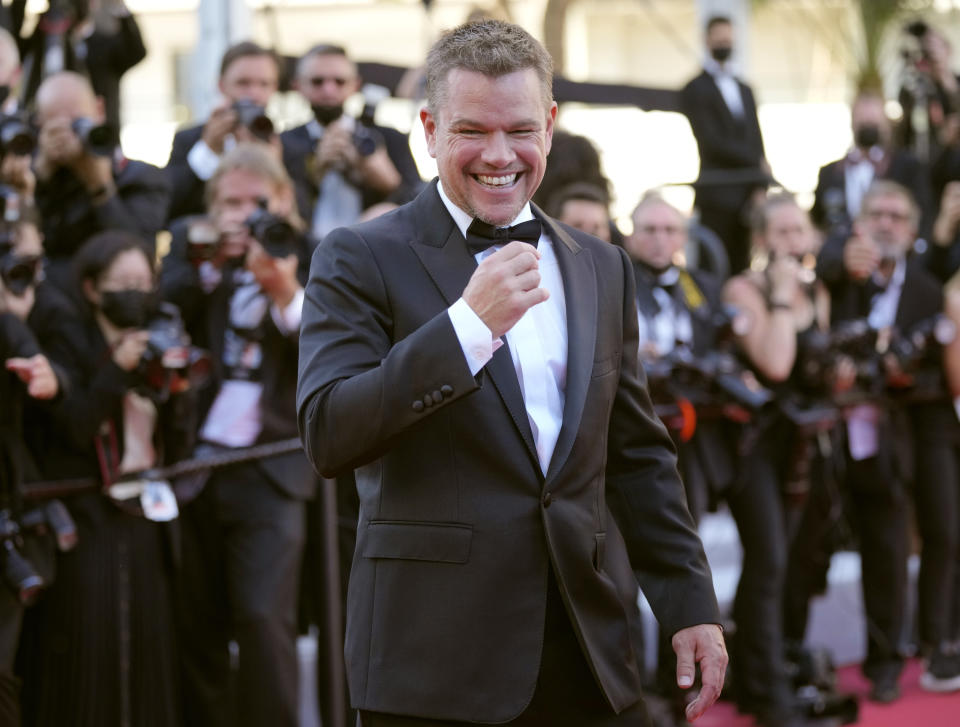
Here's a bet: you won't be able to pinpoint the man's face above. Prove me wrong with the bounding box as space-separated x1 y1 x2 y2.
706 22 734 56
219 55 278 108
421 68 556 226
210 168 292 257
851 97 890 146
624 202 687 270
859 192 916 259
296 53 360 109
558 199 610 242
762 203 818 258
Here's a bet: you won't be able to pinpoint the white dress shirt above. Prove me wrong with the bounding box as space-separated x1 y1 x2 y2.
704 58 744 117
439 182 568 474
636 267 693 357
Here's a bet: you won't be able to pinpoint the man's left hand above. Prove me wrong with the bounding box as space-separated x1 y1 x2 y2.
672 623 727 722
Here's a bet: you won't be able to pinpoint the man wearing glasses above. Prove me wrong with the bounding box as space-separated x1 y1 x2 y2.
282 44 422 243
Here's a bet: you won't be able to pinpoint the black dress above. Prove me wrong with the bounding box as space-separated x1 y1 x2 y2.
18 306 193 727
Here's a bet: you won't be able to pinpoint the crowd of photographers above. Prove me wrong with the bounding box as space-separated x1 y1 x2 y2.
1 5 960 727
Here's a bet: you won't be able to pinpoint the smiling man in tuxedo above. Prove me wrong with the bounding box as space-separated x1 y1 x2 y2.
297 19 725 727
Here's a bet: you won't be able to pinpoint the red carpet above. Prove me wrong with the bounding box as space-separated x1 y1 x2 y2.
694 659 960 726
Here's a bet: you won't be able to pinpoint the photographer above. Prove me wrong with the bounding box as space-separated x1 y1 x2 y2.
813 89 933 287
897 22 960 165
822 180 958 701
17 230 192 727
721 193 830 727
282 43 421 241
32 71 169 292
160 144 314 727
165 41 281 223
0 236 60 726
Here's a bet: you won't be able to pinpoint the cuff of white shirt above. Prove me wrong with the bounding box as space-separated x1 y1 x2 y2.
186 139 221 181
270 287 305 334
448 297 502 376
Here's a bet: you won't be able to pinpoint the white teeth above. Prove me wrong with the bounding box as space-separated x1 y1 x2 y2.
476 173 517 187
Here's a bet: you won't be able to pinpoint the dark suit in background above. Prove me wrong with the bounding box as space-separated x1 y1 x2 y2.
297 181 719 723
813 152 934 286
160 223 316 727
36 155 169 293
681 69 767 275
827 260 955 685
281 120 423 227
164 125 210 222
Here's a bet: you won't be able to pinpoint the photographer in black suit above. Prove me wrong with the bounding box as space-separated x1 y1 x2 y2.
165 41 281 223
825 180 958 701
32 71 169 292
160 144 314 727
812 90 933 286
281 43 421 242
681 15 769 276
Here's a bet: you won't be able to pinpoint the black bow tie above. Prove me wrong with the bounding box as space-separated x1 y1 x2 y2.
465 218 542 256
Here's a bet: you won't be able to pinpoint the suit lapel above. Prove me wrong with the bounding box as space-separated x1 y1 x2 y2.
537 211 597 483
409 182 540 471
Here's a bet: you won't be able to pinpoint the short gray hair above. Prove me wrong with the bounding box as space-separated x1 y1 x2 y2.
425 20 554 116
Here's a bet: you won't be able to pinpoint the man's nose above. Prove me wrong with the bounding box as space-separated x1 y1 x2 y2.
480 131 516 167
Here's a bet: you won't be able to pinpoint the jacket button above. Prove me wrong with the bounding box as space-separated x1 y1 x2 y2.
542 491 553 508
441 384 453 397
412 400 424 413
432 390 443 402
423 393 434 407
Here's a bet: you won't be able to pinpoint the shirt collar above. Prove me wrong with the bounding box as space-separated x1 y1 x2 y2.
436 179 535 241
704 57 738 78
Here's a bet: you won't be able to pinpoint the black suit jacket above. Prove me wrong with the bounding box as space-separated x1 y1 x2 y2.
812 151 933 288
36 155 169 266
164 124 208 222
280 121 423 224
297 180 718 722
681 70 766 212
830 260 954 480
160 220 315 501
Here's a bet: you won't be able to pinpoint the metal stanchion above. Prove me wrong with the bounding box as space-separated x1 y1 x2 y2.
316 476 347 727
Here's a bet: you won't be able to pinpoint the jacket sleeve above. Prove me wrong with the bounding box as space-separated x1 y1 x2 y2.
296 226 480 477
602 245 720 637
165 129 207 222
95 162 171 255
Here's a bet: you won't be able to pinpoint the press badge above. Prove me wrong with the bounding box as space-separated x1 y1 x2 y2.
141 480 180 522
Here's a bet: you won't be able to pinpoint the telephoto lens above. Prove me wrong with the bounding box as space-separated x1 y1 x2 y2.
71 117 119 157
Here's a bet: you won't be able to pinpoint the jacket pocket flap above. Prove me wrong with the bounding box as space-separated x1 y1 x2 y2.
363 521 473 563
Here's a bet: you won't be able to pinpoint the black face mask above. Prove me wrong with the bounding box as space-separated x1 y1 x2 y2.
98 289 157 329
854 123 881 149
312 103 344 126
710 46 733 63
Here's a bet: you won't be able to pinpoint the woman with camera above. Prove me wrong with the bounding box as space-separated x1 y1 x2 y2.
18 230 193 727
720 192 832 727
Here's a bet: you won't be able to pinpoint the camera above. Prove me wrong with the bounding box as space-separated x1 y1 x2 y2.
0 232 42 296
245 198 300 259
138 302 212 402
71 117 119 157
0 114 35 157
0 510 44 605
232 100 274 142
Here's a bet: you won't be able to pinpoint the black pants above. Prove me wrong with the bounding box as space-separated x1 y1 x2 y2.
724 447 794 714
0 585 22 727
358 572 652 727
847 456 908 682
697 201 751 276
177 461 306 727
913 440 960 649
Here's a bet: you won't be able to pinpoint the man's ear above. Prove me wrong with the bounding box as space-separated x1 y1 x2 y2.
82 278 99 307
420 107 437 158
94 95 107 125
